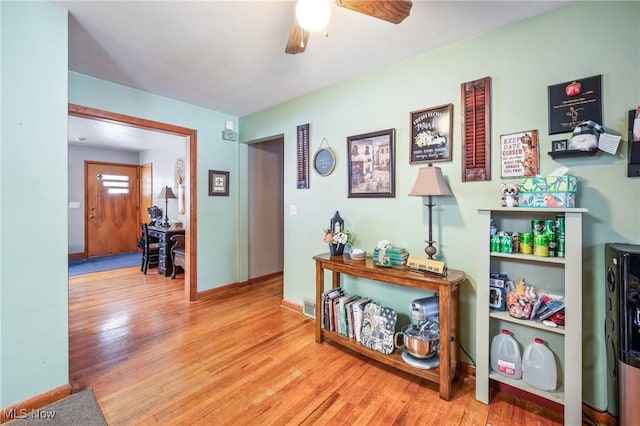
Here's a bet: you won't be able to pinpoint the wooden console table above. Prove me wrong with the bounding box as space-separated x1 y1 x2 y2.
313 253 465 401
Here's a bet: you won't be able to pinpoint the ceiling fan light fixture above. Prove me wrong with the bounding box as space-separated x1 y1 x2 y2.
295 0 331 32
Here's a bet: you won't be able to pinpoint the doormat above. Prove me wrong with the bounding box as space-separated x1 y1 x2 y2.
69 252 141 276
8 389 107 425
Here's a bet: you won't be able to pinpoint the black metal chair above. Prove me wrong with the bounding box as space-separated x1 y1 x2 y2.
140 223 160 274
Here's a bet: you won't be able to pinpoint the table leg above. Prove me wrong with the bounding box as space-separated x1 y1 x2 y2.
439 287 452 400
315 261 324 343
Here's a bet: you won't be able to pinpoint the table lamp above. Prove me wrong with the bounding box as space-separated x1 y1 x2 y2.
408 163 453 259
158 185 177 228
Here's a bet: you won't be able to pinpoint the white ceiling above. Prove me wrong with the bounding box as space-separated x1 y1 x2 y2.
58 0 568 150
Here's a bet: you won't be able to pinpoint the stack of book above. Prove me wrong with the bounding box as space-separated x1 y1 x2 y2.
372 247 409 266
321 287 371 343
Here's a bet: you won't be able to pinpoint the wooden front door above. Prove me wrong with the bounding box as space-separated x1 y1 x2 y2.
86 162 139 257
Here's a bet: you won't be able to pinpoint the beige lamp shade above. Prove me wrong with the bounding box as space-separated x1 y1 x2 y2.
409 165 452 197
158 186 177 199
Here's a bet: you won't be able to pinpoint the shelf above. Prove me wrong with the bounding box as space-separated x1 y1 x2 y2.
547 148 599 159
480 207 588 214
489 372 565 405
490 251 565 264
489 310 565 335
321 329 455 383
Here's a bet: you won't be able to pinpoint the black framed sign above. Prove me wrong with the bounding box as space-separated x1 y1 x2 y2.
548 74 602 135
347 128 395 198
410 103 453 164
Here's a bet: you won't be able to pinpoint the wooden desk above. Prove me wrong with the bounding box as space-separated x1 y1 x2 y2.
313 253 465 401
147 226 185 277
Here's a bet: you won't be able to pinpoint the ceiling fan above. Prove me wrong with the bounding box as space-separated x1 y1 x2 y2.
285 0 413 55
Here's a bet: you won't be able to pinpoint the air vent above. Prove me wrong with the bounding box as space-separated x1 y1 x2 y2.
303 298 316 318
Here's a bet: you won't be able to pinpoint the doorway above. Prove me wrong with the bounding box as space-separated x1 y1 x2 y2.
69 104 198 301
247 136 284 280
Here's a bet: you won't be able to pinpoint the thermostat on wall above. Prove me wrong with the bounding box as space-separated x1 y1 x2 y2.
222 130 237 141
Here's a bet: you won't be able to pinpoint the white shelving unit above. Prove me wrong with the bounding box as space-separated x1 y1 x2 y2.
475 207 587 426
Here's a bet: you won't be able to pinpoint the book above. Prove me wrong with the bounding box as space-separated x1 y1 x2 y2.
337 294 359 336
351 298 371 342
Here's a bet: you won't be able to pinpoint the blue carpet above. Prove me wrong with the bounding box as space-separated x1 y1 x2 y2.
69 252 142 276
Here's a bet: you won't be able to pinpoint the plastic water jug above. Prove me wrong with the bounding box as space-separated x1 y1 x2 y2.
490 329 522 379
522 338 557 391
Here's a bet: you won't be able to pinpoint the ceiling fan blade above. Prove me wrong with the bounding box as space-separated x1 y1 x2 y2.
285 20 309 55
336 0 412 24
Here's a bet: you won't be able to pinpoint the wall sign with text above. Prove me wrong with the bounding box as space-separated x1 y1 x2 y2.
548 75 602 135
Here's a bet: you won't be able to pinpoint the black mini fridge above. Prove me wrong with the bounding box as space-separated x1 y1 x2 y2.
605 243 640 424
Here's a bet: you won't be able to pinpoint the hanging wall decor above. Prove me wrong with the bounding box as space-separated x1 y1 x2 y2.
410 103 453 164
500 130 539 179
461 76 491 182
313 137 336 176
347 128 396 198
297 123 310 189
547 74 602 135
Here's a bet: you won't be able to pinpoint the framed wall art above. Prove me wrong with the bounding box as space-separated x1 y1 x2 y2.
500 130 539 179
410 103 453 164
547 74 602 135
347 128 395 198
208 170 229 196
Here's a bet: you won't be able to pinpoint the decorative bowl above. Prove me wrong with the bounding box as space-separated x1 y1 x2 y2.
350 249 366 260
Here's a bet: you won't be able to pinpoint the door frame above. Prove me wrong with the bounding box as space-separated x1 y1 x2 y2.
69 103 198 301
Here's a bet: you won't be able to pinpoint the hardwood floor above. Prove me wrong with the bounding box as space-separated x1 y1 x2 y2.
69 267 563 425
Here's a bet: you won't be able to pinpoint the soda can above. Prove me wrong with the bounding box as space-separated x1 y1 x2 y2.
519 233 533 254
533 234 549 257
500 234 513 253
544 220 555 234
557 235 566 257
555 215 566 236
531 220 544 235
547 231 557 257
511 232 520 253
490 234 501 252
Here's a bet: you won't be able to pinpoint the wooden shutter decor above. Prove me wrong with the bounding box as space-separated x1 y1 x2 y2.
461 77 491 182
297 123 310 189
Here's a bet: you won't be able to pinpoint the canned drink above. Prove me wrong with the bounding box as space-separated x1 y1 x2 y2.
547 231 557 257
520 233 533 254
555 215 565 236
533 234 549 257
490 234 501 252
511 232 520 253
557 235 565 257
544 220 555 234
531 220 544 235
500 234 513 253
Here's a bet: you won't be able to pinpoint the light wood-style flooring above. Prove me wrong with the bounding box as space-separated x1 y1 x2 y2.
69 266 563 425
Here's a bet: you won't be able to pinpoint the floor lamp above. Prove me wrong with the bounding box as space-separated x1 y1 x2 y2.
408 163 453 259
158 185 177 228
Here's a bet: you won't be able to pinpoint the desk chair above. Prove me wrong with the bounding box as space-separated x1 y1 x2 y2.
140 223 160 274
170 234 185 279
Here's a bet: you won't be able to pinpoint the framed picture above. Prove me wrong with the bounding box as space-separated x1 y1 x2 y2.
547 74 602 135
347 128 395 198
410 103 453 164
208 170 229 196
500 130 539 179
552 139 568 152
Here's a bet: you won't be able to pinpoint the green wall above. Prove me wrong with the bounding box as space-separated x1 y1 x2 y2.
239 1 640 410
68 73 244 289
0 1 69 408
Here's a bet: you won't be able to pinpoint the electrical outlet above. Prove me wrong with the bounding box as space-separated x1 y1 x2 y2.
289 205 297 215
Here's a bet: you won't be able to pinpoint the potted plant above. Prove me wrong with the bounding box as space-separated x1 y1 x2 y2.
323 228 354 256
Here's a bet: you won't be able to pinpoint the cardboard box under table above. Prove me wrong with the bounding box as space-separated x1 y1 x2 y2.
518 175 577 208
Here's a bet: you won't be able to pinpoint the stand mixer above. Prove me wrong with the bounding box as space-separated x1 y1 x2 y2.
395 295 440 370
